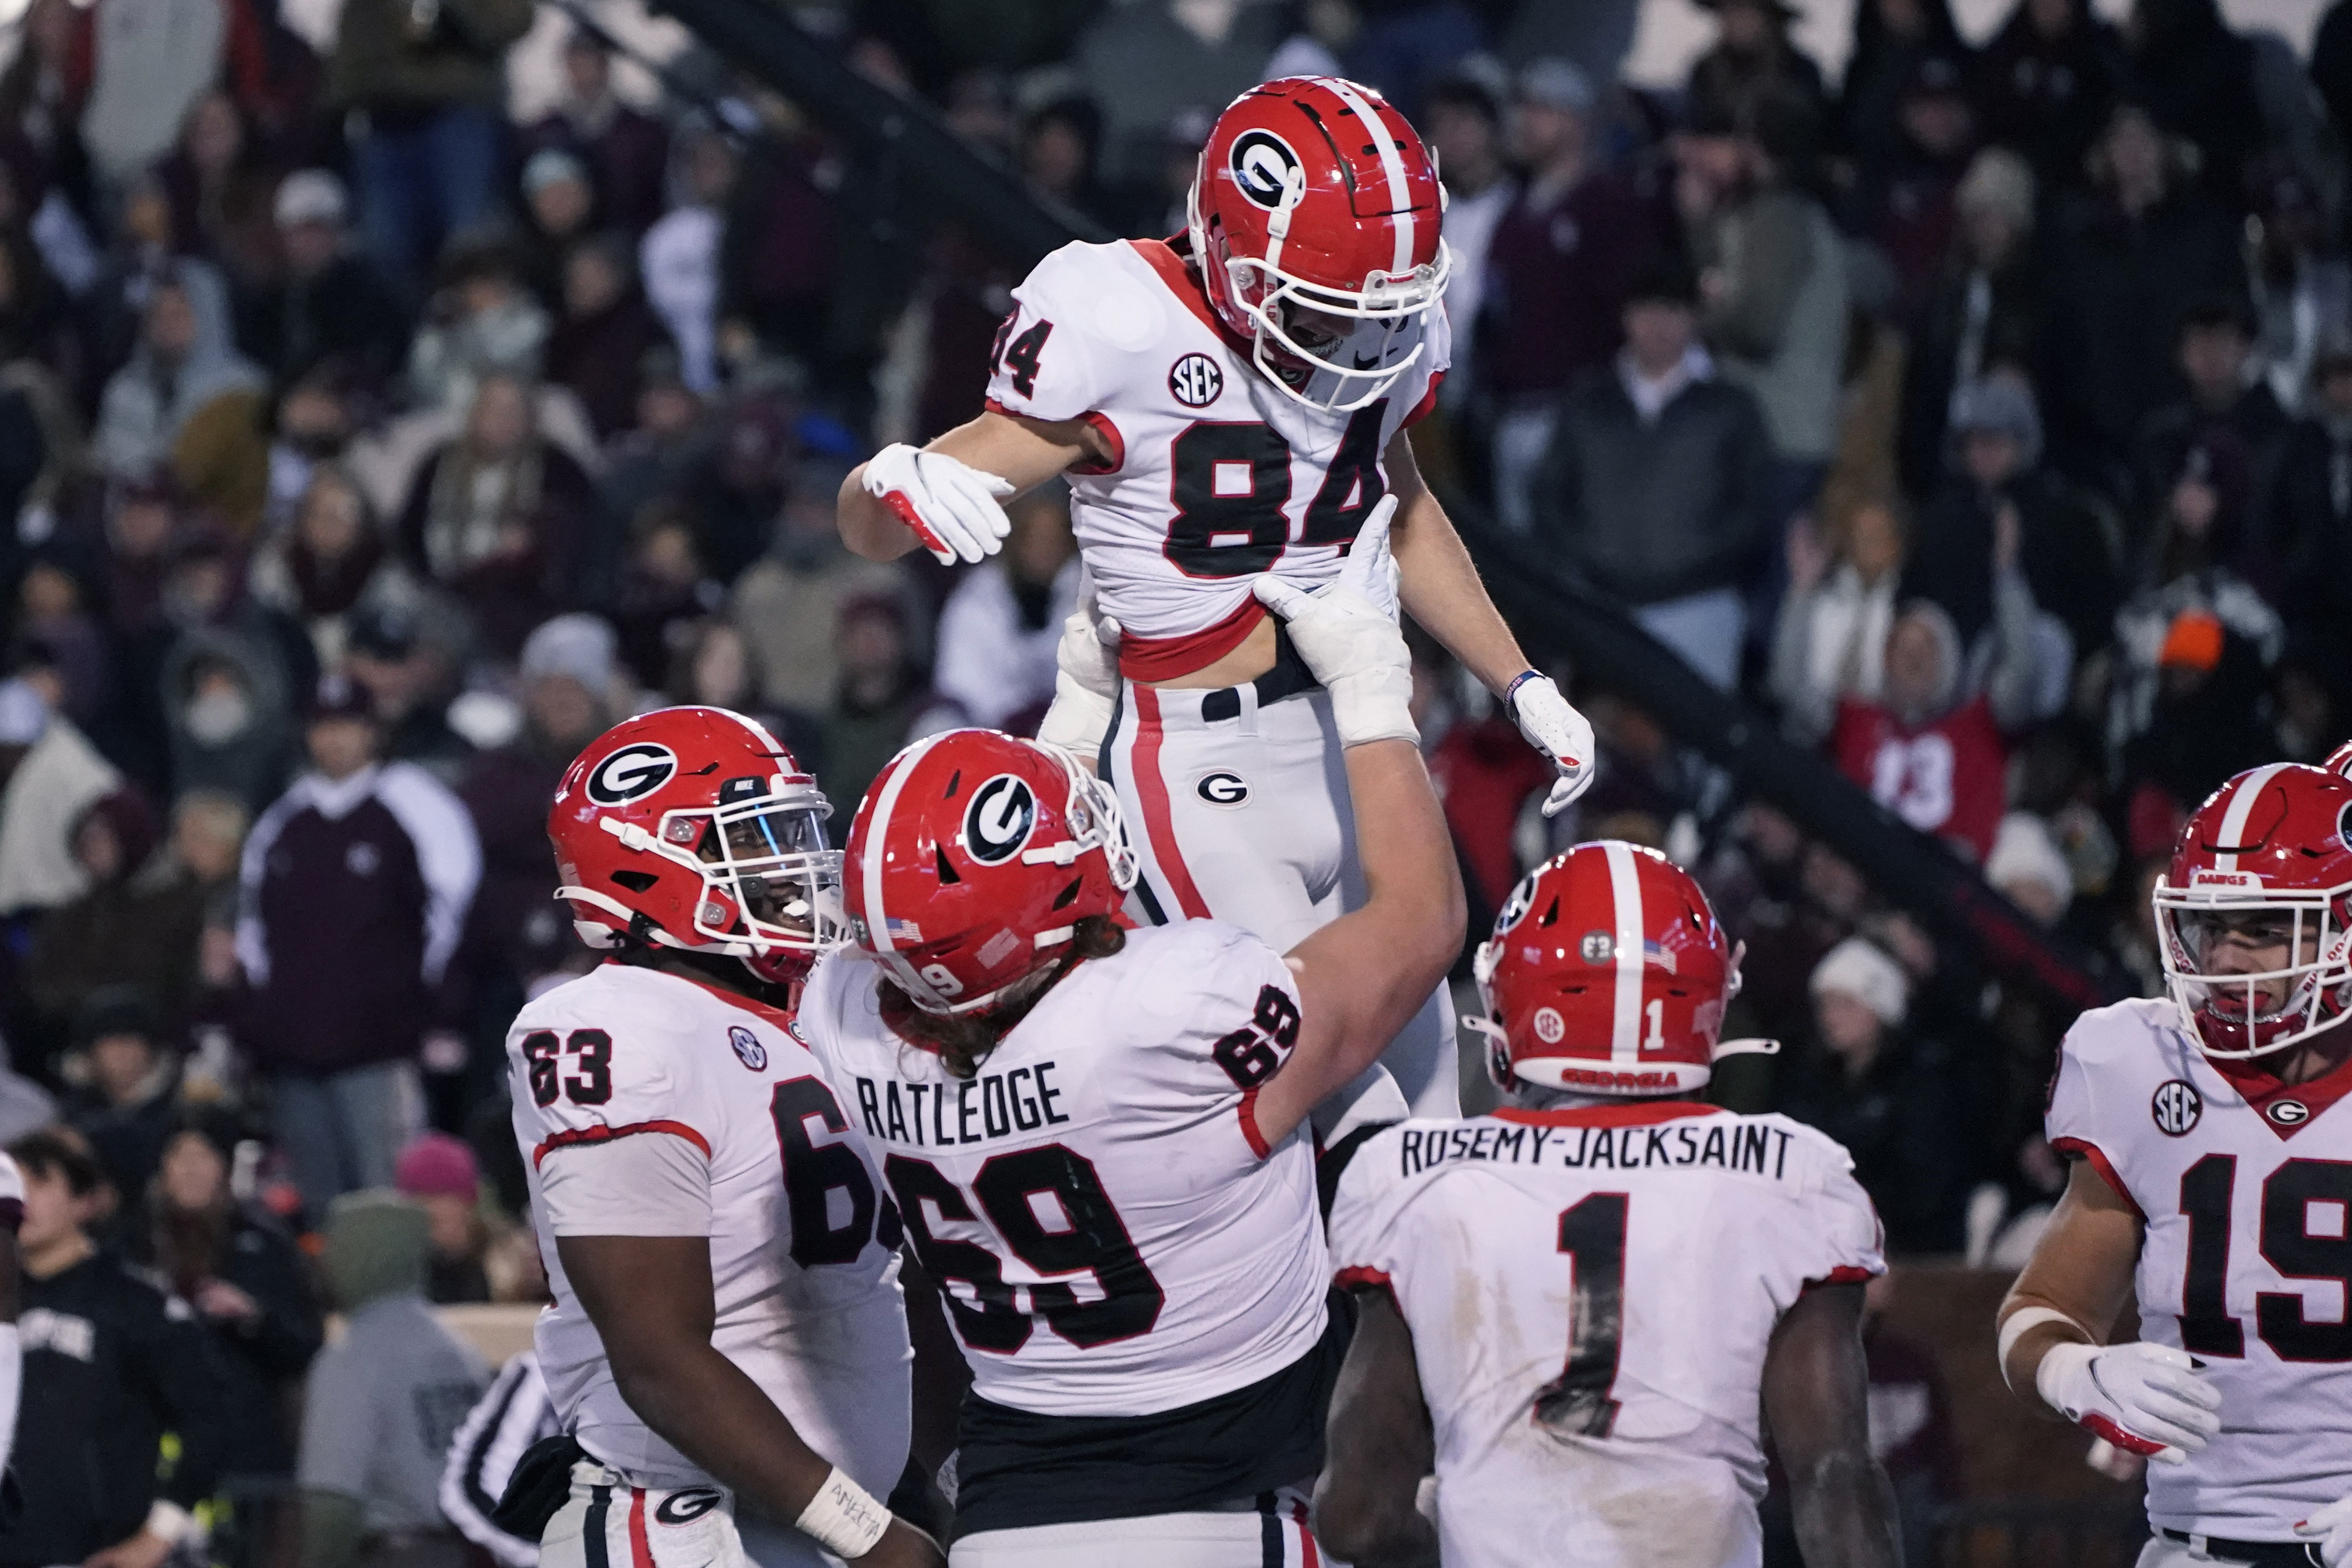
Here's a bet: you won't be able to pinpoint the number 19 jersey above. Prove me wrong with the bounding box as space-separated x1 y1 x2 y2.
2046 997 2352 1541
1327 1101 1884 1568
984 237 1448 678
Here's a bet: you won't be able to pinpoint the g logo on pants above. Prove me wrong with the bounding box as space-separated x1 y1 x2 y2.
655 1489 724 1525
1195 771 1249 807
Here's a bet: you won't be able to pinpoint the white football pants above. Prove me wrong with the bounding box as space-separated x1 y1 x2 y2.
537 1461 863 1568
950 1487 1329 1566
1103 679 1458 1117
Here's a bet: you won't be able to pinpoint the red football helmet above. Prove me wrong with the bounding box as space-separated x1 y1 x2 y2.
2154 762 2352 1058
843 729 1138 1015
548 707 843 985
1467 841 1752 1095
1187 76 1449 412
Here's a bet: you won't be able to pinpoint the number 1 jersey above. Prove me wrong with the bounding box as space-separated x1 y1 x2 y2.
507 962 910 1491
1327 1102 1883 1568
2047 997 2352 1539
984 237 1448 677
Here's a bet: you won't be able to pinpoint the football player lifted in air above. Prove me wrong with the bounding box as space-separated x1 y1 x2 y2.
834 76 1593 1116
796 503 1463 1562
2000 762 2352 1568
1316 843 1898 1568
510 708 939 1568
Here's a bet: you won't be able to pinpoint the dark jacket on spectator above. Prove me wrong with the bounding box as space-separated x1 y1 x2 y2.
2128 0 2264 205
2281 412 2352 712
233 253 410 390
521 100 670 238
326 0 530 113
1906 469 2119 655
1531 355 1774 604
2135 385 2291 543
1974 0 2128 195
395 438 597 658
1777 1030 1971 1253
0 1248 226 1565
26 799 207 1035
2041 188 2245 495
1476 169 1665 403
234 761 480 1075
62 1059 184 1218
546 285 668 441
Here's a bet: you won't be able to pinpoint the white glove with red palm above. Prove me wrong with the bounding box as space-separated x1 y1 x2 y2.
862 443 1013 565
2036 1341 2220 1464
1506 673 1596 815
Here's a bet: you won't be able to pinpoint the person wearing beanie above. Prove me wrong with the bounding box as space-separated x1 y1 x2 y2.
298 1191 487 1568
58 984 182 1222
1986 812 2075 929
394 1131 490 1303
1778 937 1970 1252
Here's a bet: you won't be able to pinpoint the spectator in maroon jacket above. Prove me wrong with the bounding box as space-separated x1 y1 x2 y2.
543 233 669 442
234 672 480 1219
1478 57 1665 531
520 29 669 238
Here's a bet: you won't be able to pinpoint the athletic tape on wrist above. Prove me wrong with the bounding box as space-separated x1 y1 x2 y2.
1999 1306 2088 1390
794 1467 890 1559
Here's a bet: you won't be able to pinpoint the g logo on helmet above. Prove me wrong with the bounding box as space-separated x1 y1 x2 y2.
963 774 1037 865
587 742 678 806
1229 129 1303 209
1494 872 1539 935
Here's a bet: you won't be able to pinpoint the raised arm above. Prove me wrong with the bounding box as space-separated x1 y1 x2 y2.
837 409 1109 563
1246 500 1465 1148
1759 1283 1902 1568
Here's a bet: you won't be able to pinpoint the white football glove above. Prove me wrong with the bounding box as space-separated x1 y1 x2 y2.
2299 1489 2352 1567
1251 495 1415 748
1507 673 1595 816
862 443 1014 565
1036 588 1122 757
2035 1341 2220 1464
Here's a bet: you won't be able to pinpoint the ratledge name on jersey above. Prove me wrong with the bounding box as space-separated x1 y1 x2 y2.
848 1063 1075 1148
1397 1119 1799 1180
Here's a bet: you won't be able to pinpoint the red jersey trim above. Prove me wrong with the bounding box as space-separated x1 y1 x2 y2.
1128 684 1214 919
1118 595 1269 681
1803 1264 1881 1291
1128 237 1236 344
2205 1044 2352 1139
1404 371 1444 427
534 1119 714 1170
1491 1100 1726 1129
1238 1086 1269 1159
1333 1264 1401 1315
2051 1135 2144 1219
982 399 1125 476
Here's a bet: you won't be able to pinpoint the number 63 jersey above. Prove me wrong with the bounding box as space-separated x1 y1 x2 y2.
506 962 911 1495
2046 997 2352 1541
984 237 1447 677
1328 1102 1883 1568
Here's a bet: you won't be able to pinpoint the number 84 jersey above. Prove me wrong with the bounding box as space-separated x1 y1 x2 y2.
984 237 1448 678
2046 997 2352 1541
507 962 909 1490
1327 1102 1882 1568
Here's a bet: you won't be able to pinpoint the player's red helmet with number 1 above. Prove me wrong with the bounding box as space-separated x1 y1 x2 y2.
2154 762 2352 1058
1188 76 1449 412
844 729 1138 1016
547 706 844 986
1467 841 1750 1095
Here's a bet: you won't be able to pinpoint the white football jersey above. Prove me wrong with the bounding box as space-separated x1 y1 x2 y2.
1327 1103 1885 1568
2047 997 2352 1539
507 962 910 1490
795 920 1330 1417
984 238 1449 675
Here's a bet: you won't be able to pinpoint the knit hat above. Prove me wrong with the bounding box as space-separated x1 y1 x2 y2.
1987 812 2074 911
523 148 590 200
1517 58 1594 115
274 169 347 228
394 1131 479 1202
321 1190 430 1308
521 613 618 696
1949 376 2044 467
1810 937 1910 1026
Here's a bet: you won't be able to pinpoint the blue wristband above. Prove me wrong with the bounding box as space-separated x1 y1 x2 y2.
1503 669 1544 713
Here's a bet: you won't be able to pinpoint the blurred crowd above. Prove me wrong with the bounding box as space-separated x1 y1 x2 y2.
0 0 2347 1558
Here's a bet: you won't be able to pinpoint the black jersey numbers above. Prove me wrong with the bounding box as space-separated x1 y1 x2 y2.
771 1076 882 1268
1299 401 1390 546
522 1028 612 1108
1166 422 1292 577
1538 1192 1628 1438
884 1146 1166 1354
1212 984 1303 1089
991 316 1054 399
2177 1153 2352 1361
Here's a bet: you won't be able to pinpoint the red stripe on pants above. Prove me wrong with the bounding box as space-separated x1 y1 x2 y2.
628 1488 654 1567
1130 684 1212 919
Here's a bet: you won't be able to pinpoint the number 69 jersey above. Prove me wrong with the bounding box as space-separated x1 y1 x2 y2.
2046 997 2352 1541
1328 1102 1883 1568
506 962 911 1496
984 237 1448 678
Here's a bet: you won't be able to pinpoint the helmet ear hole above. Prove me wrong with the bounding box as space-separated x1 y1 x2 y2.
935 844 962 885
610 870 659 893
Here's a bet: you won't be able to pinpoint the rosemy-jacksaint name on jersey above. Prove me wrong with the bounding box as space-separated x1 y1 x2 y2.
1395 1117 1799 1180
